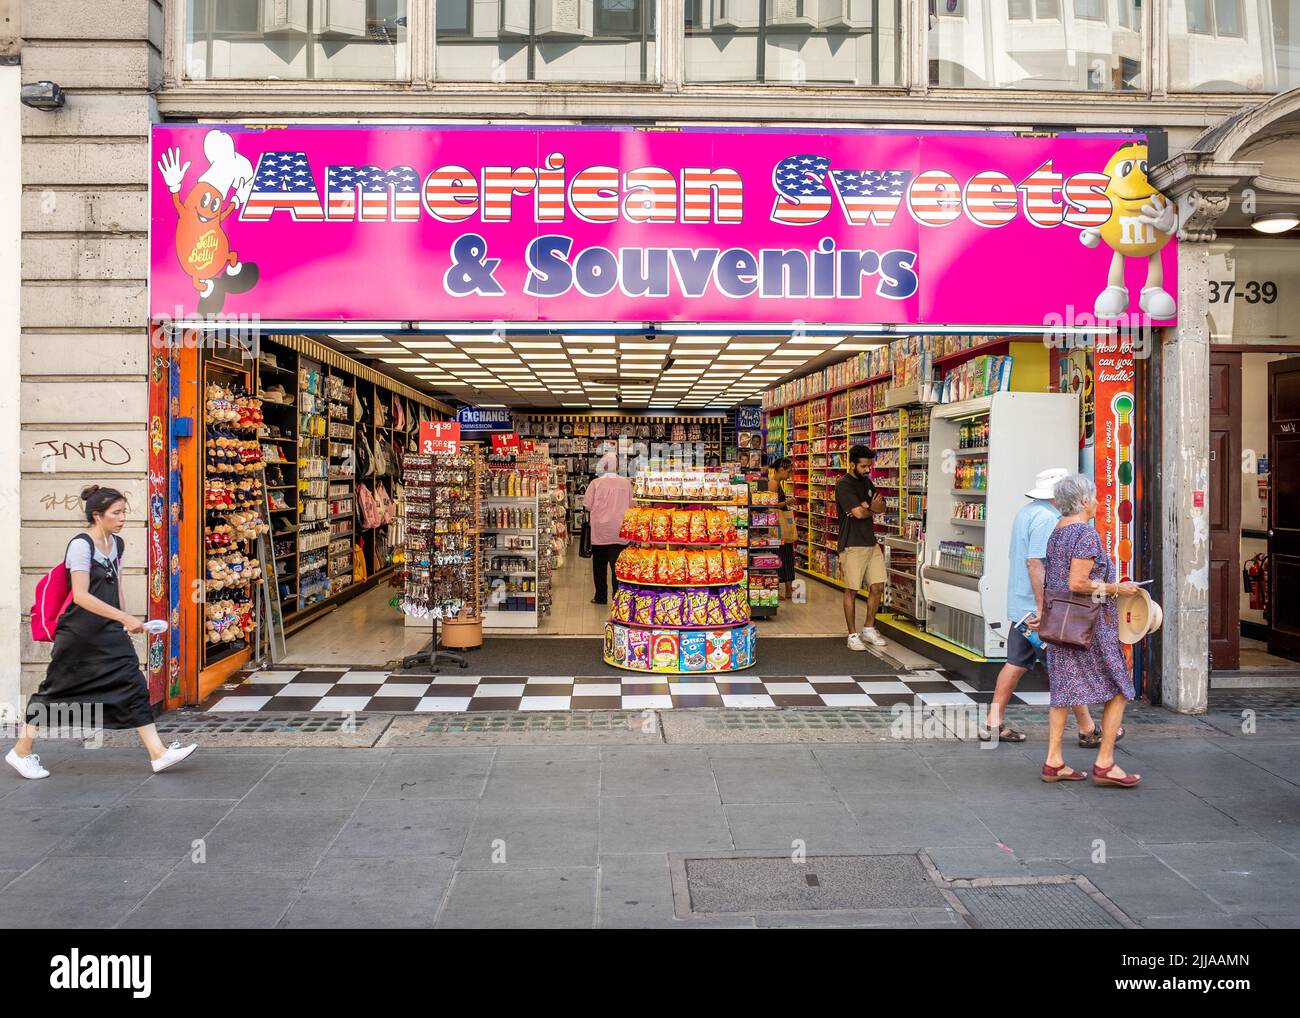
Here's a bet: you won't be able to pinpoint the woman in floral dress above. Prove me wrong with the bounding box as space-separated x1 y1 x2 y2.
1040 475 1142 787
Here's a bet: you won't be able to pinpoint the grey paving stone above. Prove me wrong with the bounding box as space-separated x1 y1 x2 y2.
200 806 353 874
2 754 151 809
364 749 494 800
597 853 753 929
1085 787 1263 845
600 795 732 854
967 797 1146 860
480 751 600 806
710 748 839 804
0 807 108 868
1203 792 1300 852
281 856 455 928
723 802 866 852
1114 740 1298 797
1214 740 1300 788
460 804 598 870
130 754 283 800
844 793 994 849
237 761 379 810
1023 855 1224 920
0 871 22 891
0 856 178 929
49 799 236 859
1140 914 1268 929
810 746 949 796
1146 840 1300 916
437 867 596 928
118 869 305 929
926 844 1031 879
325 799 475 859
1260 915 1300 929
600 746 718 798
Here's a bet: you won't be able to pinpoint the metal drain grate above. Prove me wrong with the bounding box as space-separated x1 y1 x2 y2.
954 883 1123 929
156 713 353 734
696 710 901 733
421 711 644 733
683 854 947 914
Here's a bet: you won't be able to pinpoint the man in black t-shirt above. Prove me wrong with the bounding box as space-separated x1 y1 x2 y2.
835 445 888 651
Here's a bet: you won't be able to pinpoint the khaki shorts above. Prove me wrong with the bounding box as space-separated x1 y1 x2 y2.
841 545 886 590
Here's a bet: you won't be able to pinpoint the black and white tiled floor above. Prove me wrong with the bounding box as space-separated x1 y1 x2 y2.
204 668 1052 713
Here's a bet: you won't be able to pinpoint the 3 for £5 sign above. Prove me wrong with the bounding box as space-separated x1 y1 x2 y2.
419 421 460 455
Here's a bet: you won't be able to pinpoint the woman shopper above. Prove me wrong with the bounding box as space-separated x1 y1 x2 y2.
768 457 797 600
1039 474 1141 787
6 486 197 780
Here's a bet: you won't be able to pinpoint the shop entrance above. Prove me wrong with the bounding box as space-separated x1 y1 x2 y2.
1208 350 1300 673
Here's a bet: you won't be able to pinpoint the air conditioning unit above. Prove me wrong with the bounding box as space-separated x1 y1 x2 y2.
817 0 872 28
713 0 760 30
769 0 817 29
536 0 595 37
261 0 309 34
316 0 368 37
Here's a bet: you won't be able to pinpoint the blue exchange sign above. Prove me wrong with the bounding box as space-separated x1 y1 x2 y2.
455 407 514 431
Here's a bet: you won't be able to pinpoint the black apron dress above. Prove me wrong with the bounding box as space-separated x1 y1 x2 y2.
26 535 154 730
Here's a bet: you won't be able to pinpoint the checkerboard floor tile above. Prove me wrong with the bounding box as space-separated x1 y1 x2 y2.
202 669 1050 714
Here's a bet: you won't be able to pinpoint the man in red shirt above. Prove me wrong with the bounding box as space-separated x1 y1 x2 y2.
582 450 634 605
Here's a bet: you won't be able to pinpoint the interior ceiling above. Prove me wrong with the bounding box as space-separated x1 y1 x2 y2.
323 332 887 410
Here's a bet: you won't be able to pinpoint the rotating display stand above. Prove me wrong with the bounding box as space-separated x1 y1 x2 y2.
603 480 757 674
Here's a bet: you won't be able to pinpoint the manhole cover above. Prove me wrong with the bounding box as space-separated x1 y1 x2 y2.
422 711 643 733
683 854 946 914
156 713 353 734
955 883 1123 929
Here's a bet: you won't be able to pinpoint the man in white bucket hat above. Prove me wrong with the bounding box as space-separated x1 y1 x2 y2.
981 467 1118 746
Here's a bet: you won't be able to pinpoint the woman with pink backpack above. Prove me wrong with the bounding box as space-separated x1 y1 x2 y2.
7 485 197 780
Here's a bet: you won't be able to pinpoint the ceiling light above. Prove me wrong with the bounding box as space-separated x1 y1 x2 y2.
1251 212 1299 234
379 357 426 364
727 343 781 351
786 336 844 345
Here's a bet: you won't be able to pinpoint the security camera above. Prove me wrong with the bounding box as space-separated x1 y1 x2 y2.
21 81 65 112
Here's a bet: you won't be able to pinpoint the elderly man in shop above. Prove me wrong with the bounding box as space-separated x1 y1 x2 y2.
583 449 634 605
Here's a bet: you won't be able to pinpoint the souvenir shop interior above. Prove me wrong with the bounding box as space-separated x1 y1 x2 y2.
175 325 1141 704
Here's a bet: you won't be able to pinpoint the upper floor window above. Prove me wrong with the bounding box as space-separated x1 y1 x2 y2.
684 1 904 85
930 0 1142 89
1170 0 1296 91
434 1 657 82
185 0 409 80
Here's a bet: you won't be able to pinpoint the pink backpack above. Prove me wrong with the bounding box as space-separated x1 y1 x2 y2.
30 534 93 642
357 484 382 529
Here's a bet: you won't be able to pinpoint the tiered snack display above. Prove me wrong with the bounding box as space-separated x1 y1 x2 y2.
747 487 781 617
202 369 268 664
400 452 480 622
604 469 756 674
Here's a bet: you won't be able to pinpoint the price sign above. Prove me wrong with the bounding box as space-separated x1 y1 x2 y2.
491 432 521 454
419 421 460 455
521 439 537 453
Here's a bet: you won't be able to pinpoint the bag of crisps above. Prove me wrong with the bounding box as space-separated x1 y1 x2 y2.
705 509 727 541
705 549 725 582
718 586 740 622
635 508 653 543
632 589 657 625
724 548 743 581
612 587 633 622
687 550 709 585
685 588 710 626
689 510 709 544
665 549 688 584
705 591 726 626
670 509 691 543
655 591 685 626
650 510 671 542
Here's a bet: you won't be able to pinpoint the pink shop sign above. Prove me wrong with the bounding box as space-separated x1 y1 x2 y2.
149 124 1178 326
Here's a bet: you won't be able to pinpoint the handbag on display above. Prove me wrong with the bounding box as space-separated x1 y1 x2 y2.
1037 589 1103 649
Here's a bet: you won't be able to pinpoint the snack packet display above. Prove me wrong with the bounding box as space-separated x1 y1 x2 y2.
679 632 707 672
717 586 739 622
664 549 688 584
685 588 710 626
634 508 652 543
687 550 709 585
723 548 743 581
650 510 671 542
612 587 634 623
664 472 684 499
705 630 732 671
705 591 726 626
626 628 651 670
632 589 656 625
705 549 725 582
705 509 728 541
654 591 685 627
670 509 691 543
681 472 703 501
652 631 680 671
689 510 709 543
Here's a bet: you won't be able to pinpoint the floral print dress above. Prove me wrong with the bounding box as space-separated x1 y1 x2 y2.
1043 522 1134 707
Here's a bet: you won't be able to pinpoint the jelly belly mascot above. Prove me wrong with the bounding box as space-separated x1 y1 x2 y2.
156 129 259 315
1079 142 1176 320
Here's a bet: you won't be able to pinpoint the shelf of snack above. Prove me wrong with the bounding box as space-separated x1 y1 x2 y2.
606 486 756 674
202 362 268 670
481 450 550 629
256 344 299 614
400 450 481 644
747 486 781 619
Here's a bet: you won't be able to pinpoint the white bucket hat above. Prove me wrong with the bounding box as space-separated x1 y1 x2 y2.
1026 467 1071 500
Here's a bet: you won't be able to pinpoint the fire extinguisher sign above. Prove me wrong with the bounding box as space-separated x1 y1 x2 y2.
419 421 460 455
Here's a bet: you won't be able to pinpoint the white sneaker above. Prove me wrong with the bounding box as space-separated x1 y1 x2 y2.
151 742 197 773
847 633 867 651
6 748 49 780
861 627 888 647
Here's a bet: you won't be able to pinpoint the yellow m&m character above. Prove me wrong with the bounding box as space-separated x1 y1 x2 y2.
1079 143 1177 319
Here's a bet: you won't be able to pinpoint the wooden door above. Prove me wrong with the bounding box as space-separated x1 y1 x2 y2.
1267 359 1300 661
1208 352 1241 670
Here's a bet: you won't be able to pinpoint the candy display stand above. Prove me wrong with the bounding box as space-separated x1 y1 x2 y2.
604 471 757 674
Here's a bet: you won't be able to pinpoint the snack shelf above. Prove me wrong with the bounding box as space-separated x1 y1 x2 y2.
612 577 741 589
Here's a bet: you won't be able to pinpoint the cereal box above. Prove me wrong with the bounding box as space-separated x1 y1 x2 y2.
678 631 707 672
603 623 614 661
705 629 732 671
613 624 628 666
652 630 680 672
626 628 652 671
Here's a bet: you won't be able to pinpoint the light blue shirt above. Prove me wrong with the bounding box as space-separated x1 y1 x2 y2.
1007 499 1060 621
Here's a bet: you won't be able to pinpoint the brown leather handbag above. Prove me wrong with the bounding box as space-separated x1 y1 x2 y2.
1037 589 1103 649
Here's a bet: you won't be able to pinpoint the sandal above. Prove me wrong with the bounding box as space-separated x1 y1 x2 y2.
1041 762 1087 782
1092 763 1141 788
979 722 1027 743
1078 725 1125 748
